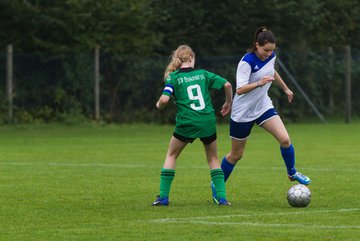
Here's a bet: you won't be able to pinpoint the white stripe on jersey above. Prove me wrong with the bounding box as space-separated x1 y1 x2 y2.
164 86 173 94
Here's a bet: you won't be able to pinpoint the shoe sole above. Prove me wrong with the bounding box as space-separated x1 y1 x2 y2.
288 176 311 185
152 202 169 206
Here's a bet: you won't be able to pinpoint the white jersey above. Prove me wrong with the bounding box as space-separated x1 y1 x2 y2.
231 52 276 122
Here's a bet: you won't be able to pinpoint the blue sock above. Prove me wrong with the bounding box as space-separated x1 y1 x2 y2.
221 156 235 182
280 144 297 176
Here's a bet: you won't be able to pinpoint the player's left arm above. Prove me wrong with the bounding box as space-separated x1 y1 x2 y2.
220 81 233 116
274 70 293 103
206 71 233 116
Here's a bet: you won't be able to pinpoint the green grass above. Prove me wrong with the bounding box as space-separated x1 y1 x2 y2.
0 123 359 241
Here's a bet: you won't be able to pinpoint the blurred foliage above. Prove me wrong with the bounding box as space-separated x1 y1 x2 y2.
0 0 359 123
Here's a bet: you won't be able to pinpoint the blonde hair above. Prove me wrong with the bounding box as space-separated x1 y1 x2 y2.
164 45 195 79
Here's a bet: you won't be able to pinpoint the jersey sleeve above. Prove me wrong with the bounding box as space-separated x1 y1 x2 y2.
236 60 252 89
205 71 227 89
161 75 174 96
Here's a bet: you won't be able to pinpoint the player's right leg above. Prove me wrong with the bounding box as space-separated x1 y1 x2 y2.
152 135 188 206
210 136 247 200
203 137 231 206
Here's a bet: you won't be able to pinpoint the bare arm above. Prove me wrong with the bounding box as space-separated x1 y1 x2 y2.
156 95 170 109
274 70 293 103
236 76 274 95
220 81 233 116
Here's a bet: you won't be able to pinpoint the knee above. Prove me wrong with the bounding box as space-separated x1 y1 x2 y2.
279 136 291 147
228 151 243 163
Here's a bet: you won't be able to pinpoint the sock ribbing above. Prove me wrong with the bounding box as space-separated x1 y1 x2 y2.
211 168 226 200
159 168 175 198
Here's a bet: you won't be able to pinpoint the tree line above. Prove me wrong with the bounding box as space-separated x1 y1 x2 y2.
0 0 359 123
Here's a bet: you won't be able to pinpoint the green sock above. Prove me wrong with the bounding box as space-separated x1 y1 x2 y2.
211 168 226 200
159 168 175 198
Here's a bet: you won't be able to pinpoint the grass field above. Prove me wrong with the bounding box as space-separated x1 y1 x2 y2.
0 123 359 241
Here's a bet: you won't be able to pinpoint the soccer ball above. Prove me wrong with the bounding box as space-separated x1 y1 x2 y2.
287 184 311 207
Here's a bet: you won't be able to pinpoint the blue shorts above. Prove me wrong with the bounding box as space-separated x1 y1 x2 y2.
230 108 278 140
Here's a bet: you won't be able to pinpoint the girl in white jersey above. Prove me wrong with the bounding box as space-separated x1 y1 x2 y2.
211 27 310 200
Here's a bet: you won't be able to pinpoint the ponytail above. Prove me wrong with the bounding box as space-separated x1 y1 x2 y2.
164 45 195 80
247 26 276 52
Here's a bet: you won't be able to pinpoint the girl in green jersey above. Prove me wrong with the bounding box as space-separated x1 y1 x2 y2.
152 45 233 206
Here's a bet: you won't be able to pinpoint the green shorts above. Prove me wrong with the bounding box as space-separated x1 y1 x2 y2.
174 118 216 139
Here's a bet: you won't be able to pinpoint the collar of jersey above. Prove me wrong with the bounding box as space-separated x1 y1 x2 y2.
178 67 195 72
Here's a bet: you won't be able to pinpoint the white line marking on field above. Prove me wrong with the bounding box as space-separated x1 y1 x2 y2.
48 162 148 168
0 161 359 172
155 208 360 221
156 220 360 229
0 161 35 166
0 161 149 168
151 208 360 229
0 161 204 169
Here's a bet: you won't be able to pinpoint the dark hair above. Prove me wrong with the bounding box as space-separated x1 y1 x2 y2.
248 26 276 52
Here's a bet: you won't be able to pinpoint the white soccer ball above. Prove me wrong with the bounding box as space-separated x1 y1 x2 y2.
287 184 311 207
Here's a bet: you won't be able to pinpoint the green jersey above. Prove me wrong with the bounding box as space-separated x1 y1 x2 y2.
162 67 227 138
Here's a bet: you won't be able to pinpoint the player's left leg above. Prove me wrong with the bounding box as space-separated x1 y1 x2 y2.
261 115 310 185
